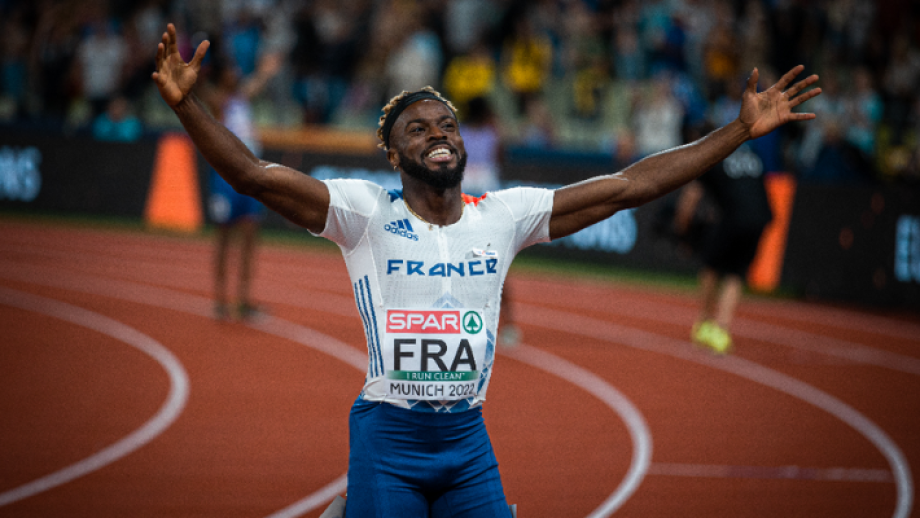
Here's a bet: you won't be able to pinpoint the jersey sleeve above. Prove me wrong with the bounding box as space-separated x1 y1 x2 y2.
490 187 554 251
313 178 383 251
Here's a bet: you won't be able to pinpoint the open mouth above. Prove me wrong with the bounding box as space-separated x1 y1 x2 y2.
425 145 454 163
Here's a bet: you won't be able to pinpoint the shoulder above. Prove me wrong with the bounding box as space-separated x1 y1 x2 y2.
324 178 388 197
476 186 554 217
324 178 390 213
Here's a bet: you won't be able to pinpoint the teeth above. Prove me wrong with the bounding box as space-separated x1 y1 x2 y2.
428 148 451 158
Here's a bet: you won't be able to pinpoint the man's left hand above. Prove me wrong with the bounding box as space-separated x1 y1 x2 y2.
739 65 821 140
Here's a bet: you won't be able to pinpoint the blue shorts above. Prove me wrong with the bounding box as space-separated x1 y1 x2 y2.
208 170 264 225
345 398 511 518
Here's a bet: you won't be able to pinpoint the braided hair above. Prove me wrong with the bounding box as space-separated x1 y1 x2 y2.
376 86 459 150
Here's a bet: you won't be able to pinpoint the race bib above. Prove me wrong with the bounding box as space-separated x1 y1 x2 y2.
383 308 488 400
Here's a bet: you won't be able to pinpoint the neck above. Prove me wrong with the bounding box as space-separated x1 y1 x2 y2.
403 185 464 227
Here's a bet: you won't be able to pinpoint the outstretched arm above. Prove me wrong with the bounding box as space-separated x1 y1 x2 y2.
549 65 820 240
152 24 329 233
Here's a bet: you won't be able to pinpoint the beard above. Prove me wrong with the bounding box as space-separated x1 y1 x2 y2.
399 148 467 190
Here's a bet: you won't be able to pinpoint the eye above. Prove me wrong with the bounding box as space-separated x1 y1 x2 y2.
410 126 424 134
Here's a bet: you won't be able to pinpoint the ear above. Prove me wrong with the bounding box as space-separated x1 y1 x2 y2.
387 148 400 170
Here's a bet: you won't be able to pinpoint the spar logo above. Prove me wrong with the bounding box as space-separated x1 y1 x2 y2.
385 219 419 241
387 310 462 333
462 311 483 334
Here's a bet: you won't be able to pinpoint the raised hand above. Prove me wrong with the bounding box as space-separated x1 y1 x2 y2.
739 65 821 140
151 24 210 107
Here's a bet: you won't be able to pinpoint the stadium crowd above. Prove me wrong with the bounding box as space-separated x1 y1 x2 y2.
1 0 918 184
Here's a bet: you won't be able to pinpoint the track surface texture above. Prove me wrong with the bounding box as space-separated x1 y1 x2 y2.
2 218 919 518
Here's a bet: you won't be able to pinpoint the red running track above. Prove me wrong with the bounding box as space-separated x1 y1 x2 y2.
1 218 918 517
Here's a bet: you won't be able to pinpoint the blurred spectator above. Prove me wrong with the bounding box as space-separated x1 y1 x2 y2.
708 74 743 128
701 1 739 98
844 66 883 162
670 69 708 127
676 0 716 85
797 71 845 175
0 5 30 121
638 0 674 76
92 95 143 142
613 25 645 82
737 0 771 74
384 6 443 99
517 94 556 149
461 96 503 196
442 0 495 58
0 0 915 188
882 33 920 143
633 72 684 156
74 16 128 118
442 39 497 113
563 1 610 119
224 6 262 77
292 0 362 124
501 14 553 115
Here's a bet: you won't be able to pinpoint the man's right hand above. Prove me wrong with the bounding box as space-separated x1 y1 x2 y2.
151 23 210 107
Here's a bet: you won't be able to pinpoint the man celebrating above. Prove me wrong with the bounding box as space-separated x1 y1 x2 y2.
153 23 820 518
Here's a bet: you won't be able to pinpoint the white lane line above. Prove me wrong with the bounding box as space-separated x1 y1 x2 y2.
7 243 920 377
4 232 919 341
0 266 354 516
0 287 189 506
501 344 651 518
5 247 914 515
739 299 920 342
0 263 651 518
509 285 920 376
648 463 894 482
516 302 914 518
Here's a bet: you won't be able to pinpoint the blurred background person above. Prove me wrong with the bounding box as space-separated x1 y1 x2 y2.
459 95 521 347
674 122 773 355
202 51 281 321
91 94 143 142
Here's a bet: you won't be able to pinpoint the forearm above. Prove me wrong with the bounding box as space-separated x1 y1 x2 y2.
171 95 262 194
620 119 749 206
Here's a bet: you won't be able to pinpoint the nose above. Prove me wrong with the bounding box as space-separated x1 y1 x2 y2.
428 124 446 140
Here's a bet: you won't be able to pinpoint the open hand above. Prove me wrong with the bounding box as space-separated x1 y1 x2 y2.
739 65 821 140
151 23 210 107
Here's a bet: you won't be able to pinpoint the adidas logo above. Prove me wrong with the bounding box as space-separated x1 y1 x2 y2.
384 219 419 241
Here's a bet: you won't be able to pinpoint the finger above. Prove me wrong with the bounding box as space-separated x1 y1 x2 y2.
188 39 210 71
784 74 819 98
745 68 759 94
166 23 178 56
775 64 805 90
788 87 822 107
789 112 816 121
155 41 165 69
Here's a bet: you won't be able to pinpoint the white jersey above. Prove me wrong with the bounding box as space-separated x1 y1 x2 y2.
316 179 554 413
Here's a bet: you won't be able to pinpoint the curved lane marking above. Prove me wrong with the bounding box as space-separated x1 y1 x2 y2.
501 344 651 518
511 282 920 376
6 243 919 376
0 287 189 506
5 247 914 516
517 302 914 518
0 265 650 517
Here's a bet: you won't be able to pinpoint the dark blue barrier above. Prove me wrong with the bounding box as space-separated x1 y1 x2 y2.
0 129 157 218
782 183 920 308
3 129 917 308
